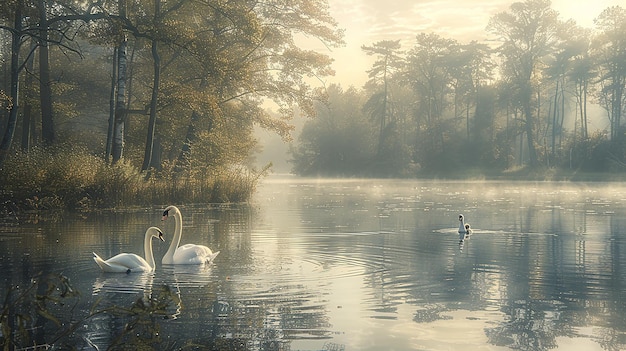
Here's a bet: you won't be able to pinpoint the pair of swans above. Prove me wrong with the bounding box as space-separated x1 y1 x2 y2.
93 205 220 273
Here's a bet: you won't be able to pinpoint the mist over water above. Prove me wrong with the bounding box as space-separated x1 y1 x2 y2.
2 176 626 350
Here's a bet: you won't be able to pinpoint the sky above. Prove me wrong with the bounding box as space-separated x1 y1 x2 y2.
318 0 625 88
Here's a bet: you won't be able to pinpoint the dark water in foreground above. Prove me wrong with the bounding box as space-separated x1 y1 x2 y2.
2 176 626 350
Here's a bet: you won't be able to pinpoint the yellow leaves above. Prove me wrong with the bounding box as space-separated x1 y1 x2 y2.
0 90 12 111
256 111 295 142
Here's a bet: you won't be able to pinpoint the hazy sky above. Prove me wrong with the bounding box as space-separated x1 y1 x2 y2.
318 0 624 87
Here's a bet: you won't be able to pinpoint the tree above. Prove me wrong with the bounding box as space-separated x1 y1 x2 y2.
566 26 594 141
361 40 402 158
593 6 626 142
162 0 344 174
454 41 495 140
487 0 561 167
38 0 54 144
0 0 108 164
405 33 459 162
290 85 375 175
111 35 127 164
0 0 25 165
141 0 161 171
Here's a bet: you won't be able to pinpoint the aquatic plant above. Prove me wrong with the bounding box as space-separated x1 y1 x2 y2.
0 272 81 349
1 273 181 350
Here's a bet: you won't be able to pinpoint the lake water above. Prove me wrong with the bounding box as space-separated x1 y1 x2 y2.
2 176 626 350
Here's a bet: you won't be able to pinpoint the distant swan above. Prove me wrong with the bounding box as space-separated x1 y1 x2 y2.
464 224 473 235
93 227 165 273
161 205 220 265
458 214 469 241
458 214 466 234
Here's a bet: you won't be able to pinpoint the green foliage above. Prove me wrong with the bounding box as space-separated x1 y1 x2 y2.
0 90 10 111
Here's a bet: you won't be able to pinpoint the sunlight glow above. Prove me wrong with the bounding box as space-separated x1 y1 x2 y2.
321 0 624 88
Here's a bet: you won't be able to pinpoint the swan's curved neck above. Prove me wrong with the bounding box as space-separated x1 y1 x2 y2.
144 231 156 269
458 218 465 232
165 208 182 259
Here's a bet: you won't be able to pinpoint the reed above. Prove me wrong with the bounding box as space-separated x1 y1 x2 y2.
0 145 265 211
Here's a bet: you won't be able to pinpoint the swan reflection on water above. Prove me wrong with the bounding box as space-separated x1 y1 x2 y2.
92 271 155 296
86 275 183 350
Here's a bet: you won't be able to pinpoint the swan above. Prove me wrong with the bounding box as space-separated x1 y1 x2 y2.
458 214 468 241
161 205 220 265
458 214 466 234
93 227 165 273
463 223 473 241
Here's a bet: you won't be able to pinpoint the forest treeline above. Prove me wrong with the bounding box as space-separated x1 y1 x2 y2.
0 0 343 209
0 0 625 211
291 1 626 179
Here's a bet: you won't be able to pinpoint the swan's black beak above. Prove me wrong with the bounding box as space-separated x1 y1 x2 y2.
158 230 165 242
162 209 169 221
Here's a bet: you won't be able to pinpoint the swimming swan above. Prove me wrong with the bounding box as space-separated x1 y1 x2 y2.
458 214 469 241
93 227 165 273
458 214 466 234
464 224 473 235
161 205 220 265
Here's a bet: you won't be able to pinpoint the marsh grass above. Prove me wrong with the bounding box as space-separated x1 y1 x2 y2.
0 145 267 212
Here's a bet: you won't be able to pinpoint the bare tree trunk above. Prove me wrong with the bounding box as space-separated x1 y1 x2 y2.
522 83 538 167
176 78 209 173
175 111 198 174
106 47 117 161
466 98 470 140
142 0 161 171
111 37 127 164
0 0 23 166
558 79 565 149
582 80 588 139
38 0 54 145
21 41 36 152
551 81 558 160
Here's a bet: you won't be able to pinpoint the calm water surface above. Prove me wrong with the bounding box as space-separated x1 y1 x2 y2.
2 176 626 350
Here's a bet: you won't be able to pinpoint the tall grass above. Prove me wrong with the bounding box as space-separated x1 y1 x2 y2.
0 144 266 211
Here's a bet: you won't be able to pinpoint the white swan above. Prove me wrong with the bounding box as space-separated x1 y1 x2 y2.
458 214 468 241
458 214 466 234
93 227 165 273
464 223 473 235
161 205 220 265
